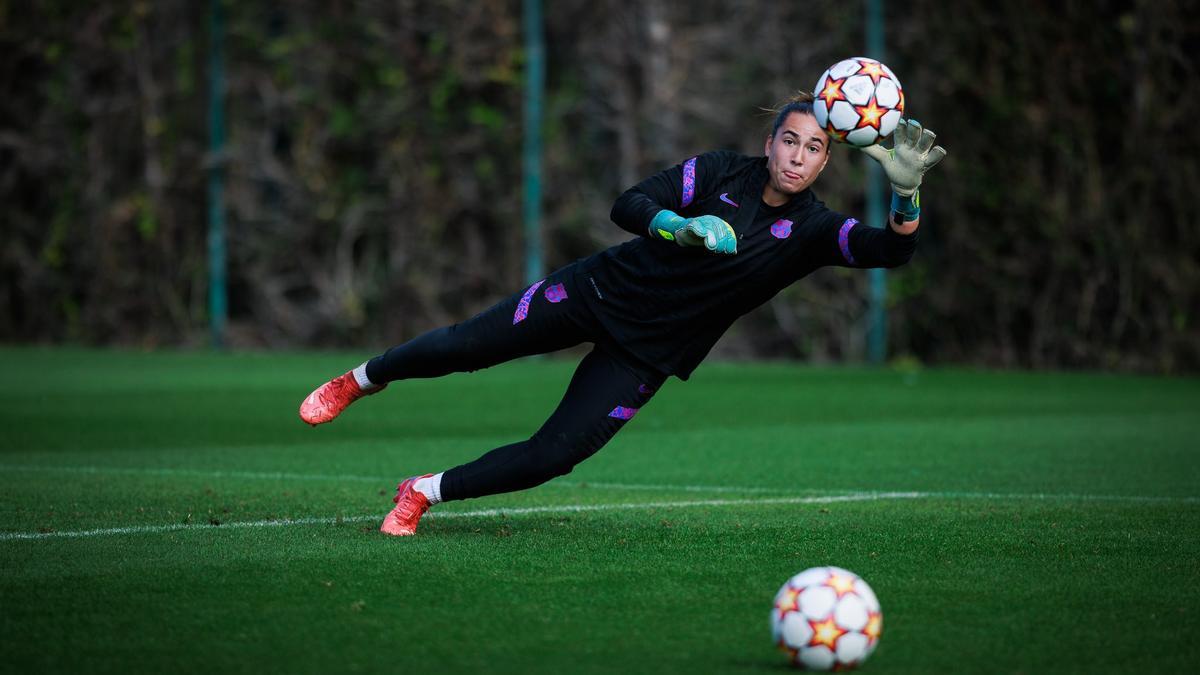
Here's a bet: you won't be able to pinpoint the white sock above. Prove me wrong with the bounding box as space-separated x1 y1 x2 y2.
351 362 380 391
414 473 444 505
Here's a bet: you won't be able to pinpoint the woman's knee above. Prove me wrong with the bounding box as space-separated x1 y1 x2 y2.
407 323 492 372
525 432 598 482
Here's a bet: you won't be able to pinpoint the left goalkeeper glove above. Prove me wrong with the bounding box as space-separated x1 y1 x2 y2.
649 210 737 254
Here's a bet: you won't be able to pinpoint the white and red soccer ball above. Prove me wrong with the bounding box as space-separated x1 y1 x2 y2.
771 566 883 670
812 57 905 148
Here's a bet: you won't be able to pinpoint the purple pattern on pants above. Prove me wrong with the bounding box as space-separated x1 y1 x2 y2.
543 282 568 303
608 406 639 420
512 279 545 324
770 219 793 239
838 218 859 265
681 157 697 208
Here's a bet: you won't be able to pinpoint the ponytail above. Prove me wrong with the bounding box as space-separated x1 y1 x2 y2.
767 91 817 137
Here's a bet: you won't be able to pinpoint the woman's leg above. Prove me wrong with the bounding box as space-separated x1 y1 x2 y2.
301 272 589 426
366 275 588 383
439 346 666 501
382 344 665 534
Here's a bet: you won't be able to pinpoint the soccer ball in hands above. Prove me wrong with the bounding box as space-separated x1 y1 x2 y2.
771 566 883 670
812 57 905 148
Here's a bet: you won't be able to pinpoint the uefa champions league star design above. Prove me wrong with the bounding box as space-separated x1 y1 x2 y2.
813 57 905 148
772 567 883 670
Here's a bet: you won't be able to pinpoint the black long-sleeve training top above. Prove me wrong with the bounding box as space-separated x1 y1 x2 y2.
571 150 918 380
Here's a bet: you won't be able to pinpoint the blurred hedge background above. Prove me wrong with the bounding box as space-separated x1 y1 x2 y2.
2 0 1197 372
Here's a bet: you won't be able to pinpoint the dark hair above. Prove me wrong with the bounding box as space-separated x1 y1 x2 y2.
768 91 817 137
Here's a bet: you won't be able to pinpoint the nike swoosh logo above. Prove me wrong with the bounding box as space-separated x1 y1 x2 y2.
719 193 739 207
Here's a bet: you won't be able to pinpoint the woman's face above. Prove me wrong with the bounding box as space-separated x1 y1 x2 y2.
763 111 830 205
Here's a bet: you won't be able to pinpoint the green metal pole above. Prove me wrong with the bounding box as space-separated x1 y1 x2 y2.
522 0 545 285
865 0 887 364
207 0 228 349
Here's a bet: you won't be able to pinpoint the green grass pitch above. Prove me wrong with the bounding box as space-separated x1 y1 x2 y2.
1 347 1198 673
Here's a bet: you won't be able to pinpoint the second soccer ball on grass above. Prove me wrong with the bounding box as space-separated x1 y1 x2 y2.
771 566 883 670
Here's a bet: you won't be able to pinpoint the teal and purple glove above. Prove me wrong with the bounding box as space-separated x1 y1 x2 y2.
649 210 737 255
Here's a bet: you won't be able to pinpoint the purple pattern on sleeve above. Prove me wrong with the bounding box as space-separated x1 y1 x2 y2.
770 219 793 239
637 384 656 395
838 218 859 265
681 157 697 208
512 279 545 324
608 405 639 420
543 283 568 303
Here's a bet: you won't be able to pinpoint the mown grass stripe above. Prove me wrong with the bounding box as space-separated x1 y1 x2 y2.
0 463 387 483
0 492 923 542
2 463 1196 504
0 463 817 494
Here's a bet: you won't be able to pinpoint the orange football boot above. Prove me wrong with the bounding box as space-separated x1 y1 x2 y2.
380 474 434 536
299 371 384 426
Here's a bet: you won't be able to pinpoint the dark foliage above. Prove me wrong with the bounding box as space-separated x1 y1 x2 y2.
2 0 1196 371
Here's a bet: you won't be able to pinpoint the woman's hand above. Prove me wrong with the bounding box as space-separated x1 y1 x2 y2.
859 118 947 197
649 211 738 255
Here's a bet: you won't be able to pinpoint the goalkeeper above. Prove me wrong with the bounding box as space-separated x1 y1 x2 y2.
299 92 946 536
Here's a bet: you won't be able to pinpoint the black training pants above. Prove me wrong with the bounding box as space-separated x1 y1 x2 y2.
365 267 665 502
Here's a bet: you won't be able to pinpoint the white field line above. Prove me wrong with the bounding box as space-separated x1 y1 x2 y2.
558 480 800 494
0 492 922 542
909 491 1200 505
1 464 1197 504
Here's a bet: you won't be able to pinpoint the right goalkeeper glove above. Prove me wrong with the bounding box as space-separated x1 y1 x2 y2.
859 118 947 198
649 210 738 255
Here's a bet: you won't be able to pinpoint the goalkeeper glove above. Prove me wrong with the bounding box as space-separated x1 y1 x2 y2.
649 210 738 254
860 118 947 221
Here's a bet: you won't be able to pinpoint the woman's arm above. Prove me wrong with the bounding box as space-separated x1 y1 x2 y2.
609 151 738 238
860 117 946 238
813 210 920 269
811 118 944 266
